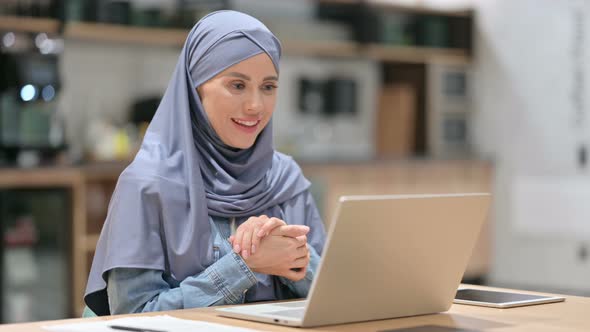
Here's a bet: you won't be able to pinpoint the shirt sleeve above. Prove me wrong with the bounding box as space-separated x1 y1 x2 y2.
107 251 257 314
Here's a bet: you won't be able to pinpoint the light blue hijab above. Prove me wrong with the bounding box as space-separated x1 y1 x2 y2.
85 10 312 315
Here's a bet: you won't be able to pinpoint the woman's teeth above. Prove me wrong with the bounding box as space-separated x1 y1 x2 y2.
233 119 258 127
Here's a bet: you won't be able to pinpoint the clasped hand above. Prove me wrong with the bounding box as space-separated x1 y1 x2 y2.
229 215 310 281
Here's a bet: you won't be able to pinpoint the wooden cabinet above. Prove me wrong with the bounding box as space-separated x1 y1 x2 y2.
0 163 126 317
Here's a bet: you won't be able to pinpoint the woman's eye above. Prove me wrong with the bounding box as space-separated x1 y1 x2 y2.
231 82 245 90
263 84 277 92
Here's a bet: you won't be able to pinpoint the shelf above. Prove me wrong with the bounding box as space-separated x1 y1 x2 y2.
81 161 128 181
364 43 470 65
318 0 362 5
0 17 471 64
0 15 61 34
64 22 188 47
63 22 468 63
282 39 360 58
63 22 359 56
318 0 473 17
366 1 472 17
0 167 83 188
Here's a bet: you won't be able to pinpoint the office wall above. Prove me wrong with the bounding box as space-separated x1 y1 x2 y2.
58 40 178 159
472 0 590 293
274 56 379 161
58 41 379 161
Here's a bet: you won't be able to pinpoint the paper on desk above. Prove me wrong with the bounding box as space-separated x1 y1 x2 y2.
43 315 264 332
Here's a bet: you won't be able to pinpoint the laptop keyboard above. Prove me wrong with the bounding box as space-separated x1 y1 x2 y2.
274 301 306 308
264 308 305 318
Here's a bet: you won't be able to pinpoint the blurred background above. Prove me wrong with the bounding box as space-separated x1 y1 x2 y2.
0 0 589 324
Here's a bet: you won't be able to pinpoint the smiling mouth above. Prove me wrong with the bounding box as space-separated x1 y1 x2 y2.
232 118 260 128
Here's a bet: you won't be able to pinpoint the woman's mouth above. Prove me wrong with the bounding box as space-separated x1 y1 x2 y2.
232 118 260 133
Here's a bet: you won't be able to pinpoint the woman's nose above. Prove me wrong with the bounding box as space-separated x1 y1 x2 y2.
245 90 264 113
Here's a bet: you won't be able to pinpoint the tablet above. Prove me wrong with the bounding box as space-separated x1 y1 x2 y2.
454 288 565 308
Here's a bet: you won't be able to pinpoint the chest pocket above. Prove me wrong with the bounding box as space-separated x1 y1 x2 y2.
209 216 233 263
212 245 220 262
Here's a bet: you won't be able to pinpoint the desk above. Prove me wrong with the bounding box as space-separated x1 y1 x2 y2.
0 285 587 331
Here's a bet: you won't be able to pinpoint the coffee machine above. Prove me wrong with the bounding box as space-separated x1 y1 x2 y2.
0 32 66 167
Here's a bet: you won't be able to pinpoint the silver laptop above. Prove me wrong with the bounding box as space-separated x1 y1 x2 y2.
217 193 491 327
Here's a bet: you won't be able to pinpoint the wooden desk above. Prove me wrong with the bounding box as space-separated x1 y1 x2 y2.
0 285 587 331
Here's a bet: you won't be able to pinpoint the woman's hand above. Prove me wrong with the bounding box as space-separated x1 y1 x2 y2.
229 215 291 259
242 225 311 281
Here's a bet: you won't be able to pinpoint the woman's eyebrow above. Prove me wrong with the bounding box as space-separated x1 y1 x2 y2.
225 72 250 80
225 72 278 81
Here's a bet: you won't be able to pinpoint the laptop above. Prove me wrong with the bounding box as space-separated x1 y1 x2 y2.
217 193 491 327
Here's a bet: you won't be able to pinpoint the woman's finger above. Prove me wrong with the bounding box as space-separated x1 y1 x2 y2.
248 215 269 255
257 217 285 237
236 215 268 257
270 225 309 237
284 267 307 281
291 254 310 269
233 219 252 254
295 235 308 247
250 225 261 254
240 226 256 259
233 230 243 253
295 243 309 259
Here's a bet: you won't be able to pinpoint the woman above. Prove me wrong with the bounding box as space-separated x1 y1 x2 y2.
83 10 326 316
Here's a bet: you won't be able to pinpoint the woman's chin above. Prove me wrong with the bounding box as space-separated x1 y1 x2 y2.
227 139 256 150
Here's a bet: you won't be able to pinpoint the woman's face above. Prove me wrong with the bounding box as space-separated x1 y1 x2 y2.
197 53 278 149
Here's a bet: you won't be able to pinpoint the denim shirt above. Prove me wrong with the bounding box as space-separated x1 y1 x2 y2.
105 215 322 315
